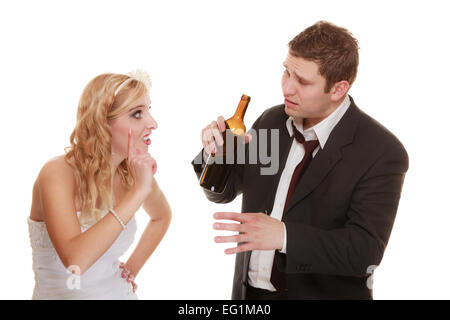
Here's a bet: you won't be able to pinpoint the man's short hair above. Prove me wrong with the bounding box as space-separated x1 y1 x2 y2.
289 21 359 93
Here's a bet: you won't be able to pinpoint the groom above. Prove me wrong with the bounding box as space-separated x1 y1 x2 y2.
192 21 408 299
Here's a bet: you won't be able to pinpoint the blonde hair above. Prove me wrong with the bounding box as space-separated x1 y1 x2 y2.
64 73 149 228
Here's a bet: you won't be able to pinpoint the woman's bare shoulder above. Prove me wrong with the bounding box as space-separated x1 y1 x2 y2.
30 155 77 222
38 155 76 188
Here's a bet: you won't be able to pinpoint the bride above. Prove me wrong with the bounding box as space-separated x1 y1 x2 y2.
28 71 171 299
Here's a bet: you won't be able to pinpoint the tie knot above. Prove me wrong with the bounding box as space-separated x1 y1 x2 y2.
292 122 319 153
292 123 305 143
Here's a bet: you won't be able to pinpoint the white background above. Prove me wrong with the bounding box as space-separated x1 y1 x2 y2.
1 0 449 299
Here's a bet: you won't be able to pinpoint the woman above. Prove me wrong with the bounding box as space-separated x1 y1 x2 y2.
28 71 171 299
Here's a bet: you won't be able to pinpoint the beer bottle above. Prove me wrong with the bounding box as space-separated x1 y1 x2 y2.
199 94 250 193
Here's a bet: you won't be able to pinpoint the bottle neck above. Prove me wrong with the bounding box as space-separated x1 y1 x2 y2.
232 99 249 121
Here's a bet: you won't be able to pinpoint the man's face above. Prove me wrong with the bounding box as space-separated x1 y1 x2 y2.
281 53 335 128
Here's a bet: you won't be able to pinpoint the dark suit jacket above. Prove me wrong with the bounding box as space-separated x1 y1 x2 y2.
192 96 409 299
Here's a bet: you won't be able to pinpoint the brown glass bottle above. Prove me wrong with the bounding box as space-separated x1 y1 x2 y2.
199 94 251 193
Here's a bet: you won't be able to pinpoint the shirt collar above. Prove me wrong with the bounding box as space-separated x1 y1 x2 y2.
285 94 351 149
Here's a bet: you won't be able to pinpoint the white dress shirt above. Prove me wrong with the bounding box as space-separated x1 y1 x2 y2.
247 95 351 291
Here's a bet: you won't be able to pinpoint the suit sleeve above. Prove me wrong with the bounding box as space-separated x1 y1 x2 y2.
279 143 409 277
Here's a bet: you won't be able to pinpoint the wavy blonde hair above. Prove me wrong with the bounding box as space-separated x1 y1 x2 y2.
64 73 149 228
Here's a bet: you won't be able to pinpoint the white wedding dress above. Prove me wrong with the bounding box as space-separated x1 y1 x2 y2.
28 211 138 300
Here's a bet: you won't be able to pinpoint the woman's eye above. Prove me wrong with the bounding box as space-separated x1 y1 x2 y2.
132 110 142 119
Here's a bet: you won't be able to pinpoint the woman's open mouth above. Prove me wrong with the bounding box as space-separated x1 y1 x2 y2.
142 134 151 146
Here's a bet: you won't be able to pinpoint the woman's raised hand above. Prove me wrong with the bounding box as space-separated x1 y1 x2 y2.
127 128 157 198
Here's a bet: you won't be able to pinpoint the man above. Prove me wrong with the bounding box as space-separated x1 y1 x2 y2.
192 21 408 300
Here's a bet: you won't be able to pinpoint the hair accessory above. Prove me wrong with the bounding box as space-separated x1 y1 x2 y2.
114 69 152 97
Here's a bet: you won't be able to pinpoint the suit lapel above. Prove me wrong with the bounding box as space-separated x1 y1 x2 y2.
284 99 362 217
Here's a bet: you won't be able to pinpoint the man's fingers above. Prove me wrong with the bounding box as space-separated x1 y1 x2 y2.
212 129 224 147
244 133 252 144
210 122 224 146
214 233 248 243
201 126 213 145
214 211 247 223
201 117 225 150
205 142 217 155
217 116 226 132
202 124 223 149
213 222 245 233
224 243 253 255
201 127 209 143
